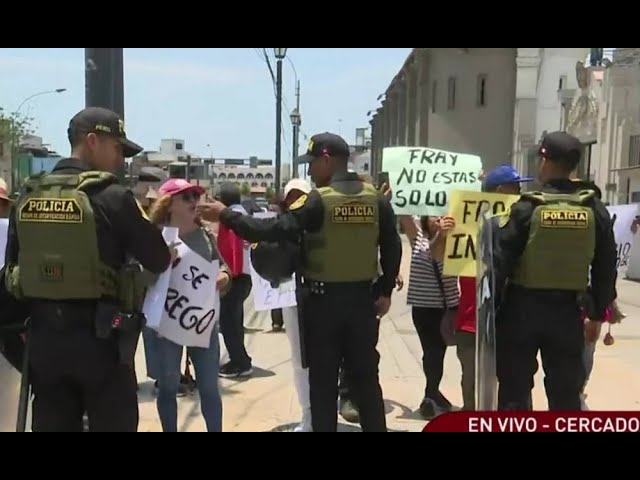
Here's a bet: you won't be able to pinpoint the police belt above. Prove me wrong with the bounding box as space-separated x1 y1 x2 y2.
509 284 579 301
307 280 372 296
30 300 99 330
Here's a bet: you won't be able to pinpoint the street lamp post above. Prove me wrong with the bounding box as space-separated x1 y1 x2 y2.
10 88 67 194
290 104 301 179
85 48 125 182
274 48 287 196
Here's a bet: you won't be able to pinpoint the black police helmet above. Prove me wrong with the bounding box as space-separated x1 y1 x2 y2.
250 241 297 288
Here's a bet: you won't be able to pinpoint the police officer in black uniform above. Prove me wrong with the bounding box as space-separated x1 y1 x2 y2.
199 132 402 432
4 107 172 432
494 131 617 411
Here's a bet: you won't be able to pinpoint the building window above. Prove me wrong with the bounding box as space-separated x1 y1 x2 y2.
558 75 567 91
447 77 456 110
629 135 640 167
175 142 183 150
431 81 437 113
477 74 487 107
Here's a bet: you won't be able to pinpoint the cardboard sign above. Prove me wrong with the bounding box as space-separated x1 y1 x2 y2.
156 242 221 348
443 191 520 277
606 204 640 270
382 146 482 216
250 266 297 312
142 227 179 329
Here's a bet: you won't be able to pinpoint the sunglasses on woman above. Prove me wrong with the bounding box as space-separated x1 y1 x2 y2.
180 191 201 202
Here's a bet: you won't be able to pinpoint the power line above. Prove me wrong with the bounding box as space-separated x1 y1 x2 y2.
252 48 298 164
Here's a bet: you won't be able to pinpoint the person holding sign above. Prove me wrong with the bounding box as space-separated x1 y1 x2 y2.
216 183 254 378
197 132 402 432
148 179 231 432
452 166 533 411
4 107 173 432
400 214 458 419
494 131 617 411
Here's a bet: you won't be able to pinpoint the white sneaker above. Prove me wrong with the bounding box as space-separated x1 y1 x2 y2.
293 409 312 432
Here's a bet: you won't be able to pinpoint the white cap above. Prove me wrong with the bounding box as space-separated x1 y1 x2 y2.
145 186 159 199
284 178 312 198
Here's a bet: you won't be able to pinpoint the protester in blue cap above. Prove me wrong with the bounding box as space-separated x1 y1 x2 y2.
482 165 534 195
451 165 534 412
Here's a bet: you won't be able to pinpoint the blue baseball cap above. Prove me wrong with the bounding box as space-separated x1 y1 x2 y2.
483 165 534 189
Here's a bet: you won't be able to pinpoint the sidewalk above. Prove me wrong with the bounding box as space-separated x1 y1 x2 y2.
136 238 640 431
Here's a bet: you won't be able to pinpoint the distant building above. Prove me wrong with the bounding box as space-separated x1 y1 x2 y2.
131 138 291 197
567 48 640 206
348 127 372 176
370 48 518 176
369 48 594 182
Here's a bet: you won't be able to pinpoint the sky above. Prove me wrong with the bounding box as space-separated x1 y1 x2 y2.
0 48 412 162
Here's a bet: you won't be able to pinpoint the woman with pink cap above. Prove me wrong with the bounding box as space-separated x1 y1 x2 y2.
147 178 232 432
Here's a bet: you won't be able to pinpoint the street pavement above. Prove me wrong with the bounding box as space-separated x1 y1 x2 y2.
135 237 640 432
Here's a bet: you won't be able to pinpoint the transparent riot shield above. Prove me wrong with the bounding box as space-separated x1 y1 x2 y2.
475 208 497 411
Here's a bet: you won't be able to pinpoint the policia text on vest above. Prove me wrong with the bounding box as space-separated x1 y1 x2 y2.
19 198 83 223
493 182 617 412
218 171 402 432
4 159 171 432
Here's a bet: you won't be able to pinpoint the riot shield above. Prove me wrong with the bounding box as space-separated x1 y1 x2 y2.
475 208 497 411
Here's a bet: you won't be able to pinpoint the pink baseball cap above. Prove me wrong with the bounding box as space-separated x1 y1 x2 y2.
158 178 206 198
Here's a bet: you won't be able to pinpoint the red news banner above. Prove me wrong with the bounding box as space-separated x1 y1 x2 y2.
423 412 640 432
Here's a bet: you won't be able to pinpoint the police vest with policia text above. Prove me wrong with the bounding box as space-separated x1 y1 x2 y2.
508 190 596 291
302 183 380 283
7 171 128 303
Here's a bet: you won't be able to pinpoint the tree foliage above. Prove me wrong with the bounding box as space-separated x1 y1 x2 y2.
0 110 34 146
265 186 275 200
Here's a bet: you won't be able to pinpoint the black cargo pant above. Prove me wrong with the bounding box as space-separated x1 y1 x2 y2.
29 314 138 432
271 309 284 329
220 274 252 369
305 281 386 432
496 286 585 411
338 364 353 403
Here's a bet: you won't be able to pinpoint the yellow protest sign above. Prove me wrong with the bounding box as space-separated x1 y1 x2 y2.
443 190 520 277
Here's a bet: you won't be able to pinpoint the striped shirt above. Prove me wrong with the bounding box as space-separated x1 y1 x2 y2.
406 218 460 309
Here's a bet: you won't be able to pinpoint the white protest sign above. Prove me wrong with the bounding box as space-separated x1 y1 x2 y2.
250 266 297 311
606 204 640 270
142 227 179 330
0 219 8 269
157 242 220 348
248 210 297 311
382 146 482 216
